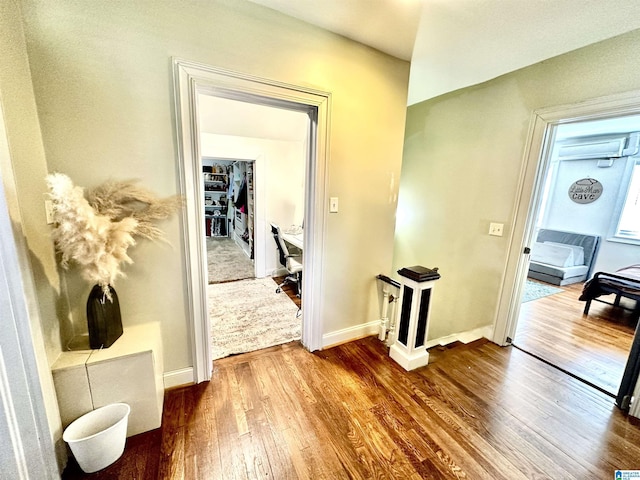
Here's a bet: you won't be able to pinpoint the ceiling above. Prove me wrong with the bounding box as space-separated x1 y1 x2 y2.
247 0 422 61
247 0 640 105
200 1 640 139
198 94 309 141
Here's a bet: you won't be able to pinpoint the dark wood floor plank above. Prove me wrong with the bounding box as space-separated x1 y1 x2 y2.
271 351 380 480
349 341 538 480
235 360 301 480
63 337 640 480
424 346 592 479
211 364 250 480
156 389 186 480
323 343 467 479
250 352 347 480
182 383 223 479
233 363 272 480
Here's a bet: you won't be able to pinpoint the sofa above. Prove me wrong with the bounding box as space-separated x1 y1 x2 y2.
527 229 600 286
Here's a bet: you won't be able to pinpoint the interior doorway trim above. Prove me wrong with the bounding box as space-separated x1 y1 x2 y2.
492 89 640 346
0 106 59 476
172 58 330 383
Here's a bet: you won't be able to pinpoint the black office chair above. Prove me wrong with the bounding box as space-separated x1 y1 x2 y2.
270 223 302 297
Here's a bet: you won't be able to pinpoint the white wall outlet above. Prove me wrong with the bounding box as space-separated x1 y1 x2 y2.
329 197 339 213
44 200 54 225
489 222 504 237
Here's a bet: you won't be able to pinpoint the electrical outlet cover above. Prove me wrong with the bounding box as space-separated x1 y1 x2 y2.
489 222 504 236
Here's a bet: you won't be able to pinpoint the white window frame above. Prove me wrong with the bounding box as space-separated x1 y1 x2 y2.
609 156 640 245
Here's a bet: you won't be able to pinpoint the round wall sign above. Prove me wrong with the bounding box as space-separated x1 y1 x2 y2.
568 178 603 204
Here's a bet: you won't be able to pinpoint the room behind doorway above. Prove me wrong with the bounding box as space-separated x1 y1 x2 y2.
513 114 640 397
198 95 308 360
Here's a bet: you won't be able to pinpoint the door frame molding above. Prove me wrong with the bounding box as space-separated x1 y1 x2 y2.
492 89 640 346
0 104 59 477
172 59 330 382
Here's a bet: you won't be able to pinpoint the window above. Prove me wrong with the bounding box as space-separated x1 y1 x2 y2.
614 159 640 241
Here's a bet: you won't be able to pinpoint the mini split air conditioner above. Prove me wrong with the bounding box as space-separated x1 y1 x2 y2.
558 132 640 161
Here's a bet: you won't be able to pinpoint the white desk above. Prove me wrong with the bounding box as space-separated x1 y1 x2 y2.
281 231 303 250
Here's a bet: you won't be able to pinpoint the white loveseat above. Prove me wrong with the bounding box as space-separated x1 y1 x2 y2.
527 229 600 286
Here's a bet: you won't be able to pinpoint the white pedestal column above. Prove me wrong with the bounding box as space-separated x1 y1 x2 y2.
389 266 441 371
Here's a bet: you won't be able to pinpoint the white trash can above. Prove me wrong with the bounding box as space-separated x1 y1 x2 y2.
63 403 130 473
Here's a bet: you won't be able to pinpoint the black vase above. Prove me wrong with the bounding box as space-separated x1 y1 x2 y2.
86 284 123 349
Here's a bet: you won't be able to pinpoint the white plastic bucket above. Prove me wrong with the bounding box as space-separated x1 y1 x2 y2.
63 403 130 473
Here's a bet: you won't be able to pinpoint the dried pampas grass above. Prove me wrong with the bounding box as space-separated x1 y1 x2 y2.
46 173 182 298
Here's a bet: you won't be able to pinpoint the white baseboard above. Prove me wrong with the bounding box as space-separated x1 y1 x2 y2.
163 367 194 389
322 321 493 351
163 324 491 387
425 325 493 349
322 320 379 349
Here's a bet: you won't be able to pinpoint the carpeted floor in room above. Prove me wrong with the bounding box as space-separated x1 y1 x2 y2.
207 236 254 284
209 277 301 360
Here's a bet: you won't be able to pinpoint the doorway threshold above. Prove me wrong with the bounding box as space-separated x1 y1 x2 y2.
511 343 616 399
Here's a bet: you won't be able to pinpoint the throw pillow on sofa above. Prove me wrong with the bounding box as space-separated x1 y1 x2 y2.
530 242 575 267
543 241 585 266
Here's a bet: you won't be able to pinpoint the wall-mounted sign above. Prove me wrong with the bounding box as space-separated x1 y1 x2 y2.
568 178 603 204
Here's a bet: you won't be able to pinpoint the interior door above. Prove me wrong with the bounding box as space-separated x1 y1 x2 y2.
504 110 640 403
617 322 640 409
0 175 58 478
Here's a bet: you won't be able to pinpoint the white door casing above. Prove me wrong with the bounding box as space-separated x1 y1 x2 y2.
492 89 640 346
253 156 267 279
172 59 330 382
492 90 640 418
0 105 59 478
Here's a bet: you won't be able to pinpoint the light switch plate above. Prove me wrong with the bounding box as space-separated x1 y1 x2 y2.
45 200 54 224
329 197 339 213
489 222 504 237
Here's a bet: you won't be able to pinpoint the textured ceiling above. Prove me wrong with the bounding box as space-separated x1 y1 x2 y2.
200 1 640 138
247 0 640 104
246 0 422 61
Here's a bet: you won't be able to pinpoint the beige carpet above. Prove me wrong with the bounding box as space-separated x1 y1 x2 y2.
207 236 254 284
209 277 301 360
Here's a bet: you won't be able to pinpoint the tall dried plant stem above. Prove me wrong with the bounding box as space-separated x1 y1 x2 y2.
46 173 182 298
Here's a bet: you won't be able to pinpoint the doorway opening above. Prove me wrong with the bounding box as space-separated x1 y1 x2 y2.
173 59 329 383
512 114 640 397
197 95 308 361
493 90 640 412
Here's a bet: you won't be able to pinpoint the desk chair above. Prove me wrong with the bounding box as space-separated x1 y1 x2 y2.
270 223 302 297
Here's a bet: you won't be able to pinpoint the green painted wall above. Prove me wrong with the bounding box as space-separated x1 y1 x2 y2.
20 0 410 372
394 29 640 340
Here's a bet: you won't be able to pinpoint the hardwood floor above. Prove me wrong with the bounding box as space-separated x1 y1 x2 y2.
62 336 640 479
272 275 301 309
515 280 637 395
